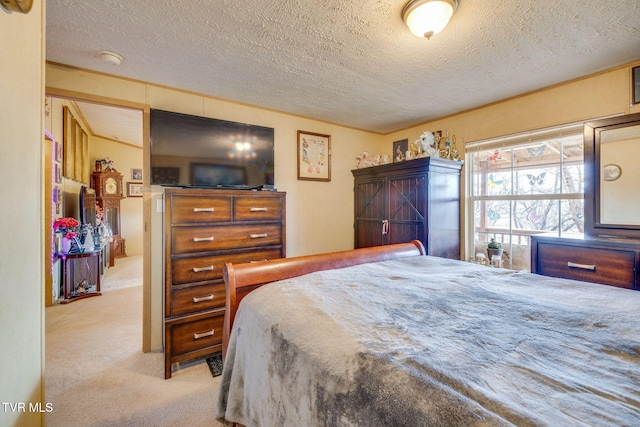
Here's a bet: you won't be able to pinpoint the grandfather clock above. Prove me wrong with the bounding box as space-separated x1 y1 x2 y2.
91 170 127 266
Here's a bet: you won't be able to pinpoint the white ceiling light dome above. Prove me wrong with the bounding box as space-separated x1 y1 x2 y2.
402 0 458 39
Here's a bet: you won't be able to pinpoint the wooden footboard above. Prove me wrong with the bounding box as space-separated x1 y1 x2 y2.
222 240 425 360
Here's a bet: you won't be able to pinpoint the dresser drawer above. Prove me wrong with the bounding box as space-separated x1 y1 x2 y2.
171 224 283 254
168 311 224 357
169 282 225 317
171 196 232 224
171 248 282 285
234 196 282 221
536 242 635 289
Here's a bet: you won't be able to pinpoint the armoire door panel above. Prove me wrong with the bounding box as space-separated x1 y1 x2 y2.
387 222 425 246
388 176 426 222
355 220 387 248
354 179 386 220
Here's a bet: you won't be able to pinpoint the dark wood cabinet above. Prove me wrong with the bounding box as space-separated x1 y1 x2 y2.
531 233 640 290
163 188 286 378
352 157 462 259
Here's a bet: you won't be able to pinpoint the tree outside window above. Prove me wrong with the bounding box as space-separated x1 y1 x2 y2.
468 133 584 270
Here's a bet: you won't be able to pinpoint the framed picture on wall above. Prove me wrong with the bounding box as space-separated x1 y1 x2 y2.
297 130 331 181
131 168 142 180
54 163 62 183
633 66 640 105
127 182 144 198
52 186 60 203
393 139 408 162
63 106 75 178
54 140 62 162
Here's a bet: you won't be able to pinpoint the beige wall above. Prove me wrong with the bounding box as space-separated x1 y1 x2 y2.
46 65 381 350
46 61 640 351
384 62 640 259
386 64 639 158
46 66 379 257
2 3 635 422
46 97 144 256
46 61 640 258
0 3 45 427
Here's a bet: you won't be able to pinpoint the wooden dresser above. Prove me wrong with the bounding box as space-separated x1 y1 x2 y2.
531 233 640 290
352 157 463 259
164 188 286 378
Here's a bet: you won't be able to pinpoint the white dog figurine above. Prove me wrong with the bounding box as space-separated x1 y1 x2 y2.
416 131 439 158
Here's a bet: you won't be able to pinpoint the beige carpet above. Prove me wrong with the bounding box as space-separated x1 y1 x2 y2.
45 256 225 427
100 255 144 292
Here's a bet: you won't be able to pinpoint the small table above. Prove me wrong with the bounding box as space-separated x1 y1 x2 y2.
56 244 105 304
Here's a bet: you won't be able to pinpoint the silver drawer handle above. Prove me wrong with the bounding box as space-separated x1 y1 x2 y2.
192 265 214 273
250 207 268 212
193 236 214 242
193 329 214 340
193 294 214 303
193 207 215 212
250 233 268 239
567 262 596 271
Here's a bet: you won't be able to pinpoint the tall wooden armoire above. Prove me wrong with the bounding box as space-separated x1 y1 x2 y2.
352 157 463 260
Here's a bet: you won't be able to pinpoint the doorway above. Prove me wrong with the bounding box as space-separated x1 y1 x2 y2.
44 89 151 350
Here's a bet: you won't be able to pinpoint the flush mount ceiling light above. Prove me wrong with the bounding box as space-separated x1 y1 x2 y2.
0 0 33 13
402 0 458 39
99 50 124 65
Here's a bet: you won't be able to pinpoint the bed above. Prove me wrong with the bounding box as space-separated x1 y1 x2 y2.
215 241 640 426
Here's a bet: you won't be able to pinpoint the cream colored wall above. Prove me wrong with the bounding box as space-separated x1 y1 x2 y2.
91 136 144 256
46 96 145 255
0 3 45 427
385 65 637 159
47 97 91 219
46 61 640 352
383 62 640 259
46 67 379 256
144 84 379 256
46 65 380 350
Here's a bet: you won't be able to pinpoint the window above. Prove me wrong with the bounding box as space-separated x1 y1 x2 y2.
466 124 584 270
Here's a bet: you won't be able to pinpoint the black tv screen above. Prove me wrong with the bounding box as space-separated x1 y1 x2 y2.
150 109 274 188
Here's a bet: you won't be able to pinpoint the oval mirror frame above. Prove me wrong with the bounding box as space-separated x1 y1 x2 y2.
584 112 640 239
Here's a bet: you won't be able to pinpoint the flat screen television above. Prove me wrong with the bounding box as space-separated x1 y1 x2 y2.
150 109 275 188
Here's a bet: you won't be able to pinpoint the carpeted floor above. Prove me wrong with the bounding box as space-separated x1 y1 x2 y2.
101 254 144 292
45 256 225 426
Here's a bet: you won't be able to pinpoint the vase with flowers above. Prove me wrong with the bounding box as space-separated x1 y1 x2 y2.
53 217 80 253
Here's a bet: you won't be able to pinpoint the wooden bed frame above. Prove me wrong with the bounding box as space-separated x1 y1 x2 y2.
222 240 425 360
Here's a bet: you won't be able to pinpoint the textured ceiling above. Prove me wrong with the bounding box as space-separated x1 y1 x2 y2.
46 0 640 135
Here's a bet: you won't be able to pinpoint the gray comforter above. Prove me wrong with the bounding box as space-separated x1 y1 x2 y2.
215 255 640 426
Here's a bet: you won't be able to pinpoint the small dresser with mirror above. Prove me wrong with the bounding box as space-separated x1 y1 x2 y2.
531 113 640 290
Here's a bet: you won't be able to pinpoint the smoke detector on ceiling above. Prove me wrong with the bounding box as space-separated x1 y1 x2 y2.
99 50 124 66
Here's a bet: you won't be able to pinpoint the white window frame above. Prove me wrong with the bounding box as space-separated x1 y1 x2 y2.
465 122 585 269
